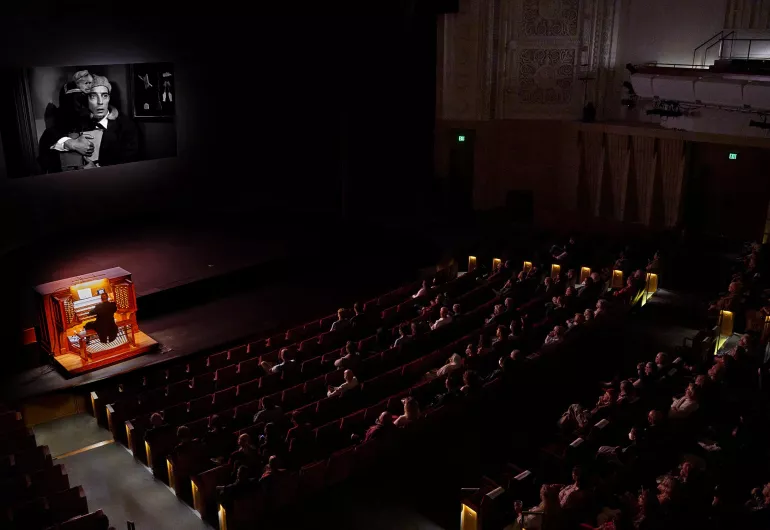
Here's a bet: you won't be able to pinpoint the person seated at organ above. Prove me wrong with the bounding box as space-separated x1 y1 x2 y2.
327 369 359 397
394 396 421 427
81 292 118 344
431 306 453 330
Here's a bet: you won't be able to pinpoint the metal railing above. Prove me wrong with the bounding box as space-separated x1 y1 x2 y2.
693 30 734 67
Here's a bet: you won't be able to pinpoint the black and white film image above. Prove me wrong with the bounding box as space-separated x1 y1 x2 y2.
3 62 177 178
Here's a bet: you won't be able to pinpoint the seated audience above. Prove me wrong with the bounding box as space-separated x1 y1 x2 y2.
668 383 700 420
228 433 261 476
509 484 564 530
327 369 359 397
349 302 366 328
334 341 361 371
430 375 463 407
544 325 565 346
452 303 462 318
260 347 297 375
431 306 453 330
330 308 350 332
394 324 412 347
359 411 395 443
259 422 287 459
412 279 429 299
435 353 464 378
394 396 421 427
203 414 232 462
216 465 258 504
253 396 284 425
460 370 482 398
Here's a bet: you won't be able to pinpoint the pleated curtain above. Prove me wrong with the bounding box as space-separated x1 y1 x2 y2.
581 131 605 216
605 134 631 221
658 138 686 228
631 136 656 226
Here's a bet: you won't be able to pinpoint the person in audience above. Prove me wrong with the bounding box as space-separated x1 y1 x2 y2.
594 299 609 319
436 353 464 378
260 347 297 376
486 355 514 384
327 369 359 397
394 396 421 427
583 308 594 323
669 383 700 420
254 396 284 425
216 465 258 504
334 341 361 371
360 411 395 443
708 281 743 320
144 412 170 443
592 387 617 416
461 370 482 399
203 414 232 463
413 280 429 299
613 277 638 304
567 312 585 330
535 276 556 298
491 325 511 352
228 433 261 476
655 352 671 372
431 306 453 330
259 422 286 459
394 324 411 348
617 379 636 405
330 308 350 332
170 425 199 461
486 304 504 326
580 276 602 302
555 466 590 510
544 325 565 346
373 327 391 352
510 484 564 530
410 321 423 338
452 303 462 318
431 375 463 407
350 302 366 328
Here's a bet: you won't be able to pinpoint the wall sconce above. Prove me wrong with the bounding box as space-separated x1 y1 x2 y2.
461 503 478 530
579 267 591 283
645 273 658 293
468 256 477 273
611 270 624 289
551 264 561 279
523 261 532 273
219 504 229 530
492 258 501 271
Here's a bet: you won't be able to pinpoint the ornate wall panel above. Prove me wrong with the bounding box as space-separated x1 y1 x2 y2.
605 133 630 221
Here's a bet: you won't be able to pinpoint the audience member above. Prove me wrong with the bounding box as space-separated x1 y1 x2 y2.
253 396 284 425
330 308 350 332
394 396 421 427
327 369 359 397
431 306 453 330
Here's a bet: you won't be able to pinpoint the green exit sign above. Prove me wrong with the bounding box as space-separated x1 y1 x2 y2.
729 152 738 160
457 135 466 142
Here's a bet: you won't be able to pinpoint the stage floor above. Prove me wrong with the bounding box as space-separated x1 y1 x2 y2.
4 215 442 402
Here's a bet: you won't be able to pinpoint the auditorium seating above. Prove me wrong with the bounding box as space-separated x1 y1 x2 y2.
0 409 117 530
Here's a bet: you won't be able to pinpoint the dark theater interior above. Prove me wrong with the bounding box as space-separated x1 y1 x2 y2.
3 1 770 529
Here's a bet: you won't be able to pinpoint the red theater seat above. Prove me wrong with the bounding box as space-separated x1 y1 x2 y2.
299 460 327 498
228 345 250 365
236 379 261 401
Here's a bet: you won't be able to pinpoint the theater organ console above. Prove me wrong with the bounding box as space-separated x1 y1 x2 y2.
34 267 157 376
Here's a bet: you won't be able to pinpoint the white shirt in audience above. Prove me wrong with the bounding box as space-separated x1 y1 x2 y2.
327 376 359 398
432 314 452 330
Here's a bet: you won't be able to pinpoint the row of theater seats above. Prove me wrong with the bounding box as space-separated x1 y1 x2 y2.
0 409 115 530
93 274 456 437
210 256 649 528
142 267 500 512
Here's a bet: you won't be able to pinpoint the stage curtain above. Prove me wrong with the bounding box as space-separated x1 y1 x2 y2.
631 136 656 226
605 134 630 221
580 131 605 216
658 138 686 228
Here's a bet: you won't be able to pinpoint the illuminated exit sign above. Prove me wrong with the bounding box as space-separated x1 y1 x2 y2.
729 152 738 160
458 135 466 142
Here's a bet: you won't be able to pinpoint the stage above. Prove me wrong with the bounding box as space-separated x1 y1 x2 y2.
3 213 443 403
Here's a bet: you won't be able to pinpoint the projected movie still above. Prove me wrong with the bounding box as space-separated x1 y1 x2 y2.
0 62 177 177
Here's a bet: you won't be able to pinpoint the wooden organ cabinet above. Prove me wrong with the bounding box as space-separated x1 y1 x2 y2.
34 267 157 376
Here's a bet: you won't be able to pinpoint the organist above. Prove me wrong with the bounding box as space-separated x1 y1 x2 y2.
82 292 118 344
